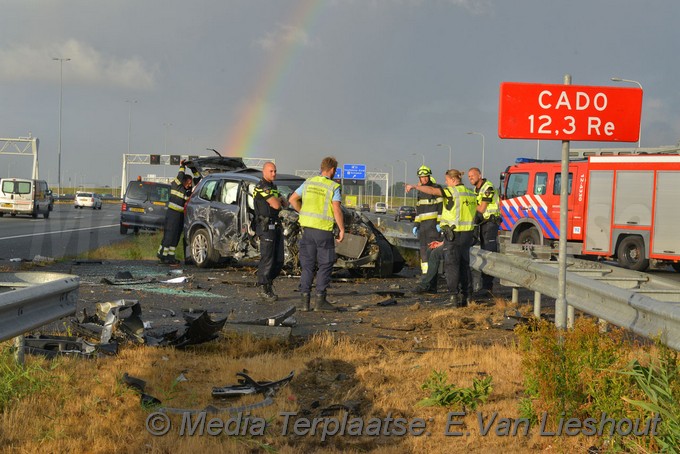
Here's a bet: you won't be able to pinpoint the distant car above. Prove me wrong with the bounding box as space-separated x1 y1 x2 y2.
374 202 387 214
359 203 370 212
395 205 416 222
119 181 170 234
74 192 102 210
47 189 54 211
0 178 51 219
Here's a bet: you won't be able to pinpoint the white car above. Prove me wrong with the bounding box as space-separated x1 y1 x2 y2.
74 192 102 210
374 202 387 214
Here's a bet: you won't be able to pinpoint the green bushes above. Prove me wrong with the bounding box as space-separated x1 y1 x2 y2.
517 317 680 452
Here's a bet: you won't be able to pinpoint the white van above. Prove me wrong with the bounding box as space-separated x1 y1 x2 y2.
0 178 52 219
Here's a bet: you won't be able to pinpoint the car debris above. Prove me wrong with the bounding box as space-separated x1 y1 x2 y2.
121 369 293 414
212 370 294 398
71 299 227 349
22 334 118 358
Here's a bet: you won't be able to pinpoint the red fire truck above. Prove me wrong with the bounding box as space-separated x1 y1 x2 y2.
499 149 680 272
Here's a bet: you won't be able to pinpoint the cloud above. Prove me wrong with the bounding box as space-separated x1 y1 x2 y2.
0 39 157 89
254 24 318 51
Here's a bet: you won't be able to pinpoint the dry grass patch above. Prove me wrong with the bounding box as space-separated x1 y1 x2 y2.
0 325 605 453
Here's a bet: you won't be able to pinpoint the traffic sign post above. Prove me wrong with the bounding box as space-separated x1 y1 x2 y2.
499 82 643 142
498 75 644 332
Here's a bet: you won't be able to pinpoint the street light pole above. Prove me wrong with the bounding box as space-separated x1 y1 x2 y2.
466 132 485 176
412 152 425 166
163 122 173 155
397 159 407 201
437 143 452 169
385 164 395 209
611 77 643 147
53 57 70 196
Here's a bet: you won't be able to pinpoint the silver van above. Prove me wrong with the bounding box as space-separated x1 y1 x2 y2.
0 178 52 219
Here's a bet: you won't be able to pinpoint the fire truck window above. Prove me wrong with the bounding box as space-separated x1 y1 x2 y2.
506 173 529 198
534 172 548 195
553 173 573 196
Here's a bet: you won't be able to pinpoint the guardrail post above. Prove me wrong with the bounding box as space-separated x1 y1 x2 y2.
533 291 542 317
14 335 25 365
567 305 575 329
512 288 519 304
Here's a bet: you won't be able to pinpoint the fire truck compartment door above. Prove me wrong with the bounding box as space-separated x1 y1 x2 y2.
585 170 613 253
652 171 680 256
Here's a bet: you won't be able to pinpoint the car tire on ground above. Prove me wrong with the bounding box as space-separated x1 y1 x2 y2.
120 224 128 235
43 210 49 219
191 228 219 268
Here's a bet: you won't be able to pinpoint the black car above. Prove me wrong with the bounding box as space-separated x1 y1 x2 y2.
394 205 416 222
119 181 171 234
182 157 404 277
359 203 370 212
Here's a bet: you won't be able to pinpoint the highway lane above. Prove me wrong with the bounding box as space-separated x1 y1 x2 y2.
0 203 128 260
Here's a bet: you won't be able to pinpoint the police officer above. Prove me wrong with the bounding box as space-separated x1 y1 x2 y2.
288 156 345 312
468 167 500 296
253 162 287 302
157 160 201 265
413 165 443 287
407 169 477 307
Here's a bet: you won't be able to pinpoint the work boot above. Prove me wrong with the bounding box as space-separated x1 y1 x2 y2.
298 293 311 312
257 284 277 303
313 293 336 312
163 256 180 265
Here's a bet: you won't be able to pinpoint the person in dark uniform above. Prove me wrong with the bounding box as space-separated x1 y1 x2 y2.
407 169 477 307
413 165 443 291
288 156 345 312
157 160 201 265
468 167 500 297
253 162 287 302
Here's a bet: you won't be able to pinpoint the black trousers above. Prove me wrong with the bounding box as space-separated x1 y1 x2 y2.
160 210 184 257
257 226 284 286
418 222 441 270
479 221 499 289
443 230 474 297
299 227 336 295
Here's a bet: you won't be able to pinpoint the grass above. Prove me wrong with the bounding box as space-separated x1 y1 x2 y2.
1 324 649 453
79 231 185 261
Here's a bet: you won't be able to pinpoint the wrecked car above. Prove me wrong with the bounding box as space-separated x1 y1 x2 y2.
183 157 404 277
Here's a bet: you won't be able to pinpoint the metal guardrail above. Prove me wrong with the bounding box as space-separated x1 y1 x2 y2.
470 248 680 350
0 273 80 343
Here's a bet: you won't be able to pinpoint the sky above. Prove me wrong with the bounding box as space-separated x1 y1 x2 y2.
2 0 680 192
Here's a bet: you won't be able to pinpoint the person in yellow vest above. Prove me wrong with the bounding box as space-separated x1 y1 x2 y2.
468 167 500 297
407 169 477 307
288 156 345 312
413 165 444 284
157 160 201 265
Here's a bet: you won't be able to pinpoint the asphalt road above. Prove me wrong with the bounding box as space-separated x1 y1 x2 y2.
0 203 126 261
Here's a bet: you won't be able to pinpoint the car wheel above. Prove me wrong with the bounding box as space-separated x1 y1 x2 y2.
32 208 38 219
0 213 3 217
191 228 218 268
617 236 649 271
43 210 49 219
120 224 128 235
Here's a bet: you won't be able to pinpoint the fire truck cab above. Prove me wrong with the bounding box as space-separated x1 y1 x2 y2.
499 151 680 272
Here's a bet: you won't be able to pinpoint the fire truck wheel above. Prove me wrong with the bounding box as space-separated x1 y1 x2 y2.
516 227 541 246
616 236 649 271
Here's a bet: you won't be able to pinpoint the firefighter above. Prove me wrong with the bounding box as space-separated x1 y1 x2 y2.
253 162 287 302
157 160 201 265
407 169 477 307
468 167 500 296
412 165 444 290
288 156 345 312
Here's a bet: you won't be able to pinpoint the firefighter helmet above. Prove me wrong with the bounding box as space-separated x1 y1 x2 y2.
417 165 432 177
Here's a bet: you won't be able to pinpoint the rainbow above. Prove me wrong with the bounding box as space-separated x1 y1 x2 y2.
222 0 322 157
